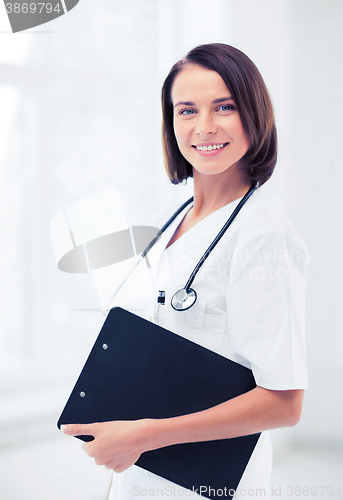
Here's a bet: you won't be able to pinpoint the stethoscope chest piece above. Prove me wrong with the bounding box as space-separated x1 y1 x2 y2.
171 288 197 311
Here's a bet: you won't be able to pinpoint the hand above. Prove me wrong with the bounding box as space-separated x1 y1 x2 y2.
61 420 149 472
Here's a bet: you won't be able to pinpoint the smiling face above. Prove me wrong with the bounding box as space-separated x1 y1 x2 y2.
171 64 249 179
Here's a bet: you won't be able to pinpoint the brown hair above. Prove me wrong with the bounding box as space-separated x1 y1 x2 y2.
161 43 277 186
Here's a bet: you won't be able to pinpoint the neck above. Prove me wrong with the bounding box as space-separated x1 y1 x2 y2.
191 166 251 219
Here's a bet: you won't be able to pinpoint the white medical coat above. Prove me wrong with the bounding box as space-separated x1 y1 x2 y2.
108 188 310 499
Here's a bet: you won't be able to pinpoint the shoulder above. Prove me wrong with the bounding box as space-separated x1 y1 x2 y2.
238 189 302 236
230 188 311 269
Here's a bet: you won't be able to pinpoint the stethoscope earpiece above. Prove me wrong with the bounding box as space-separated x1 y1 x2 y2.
171 288 197 311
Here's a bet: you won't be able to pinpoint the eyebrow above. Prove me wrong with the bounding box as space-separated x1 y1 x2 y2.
174 97 234 108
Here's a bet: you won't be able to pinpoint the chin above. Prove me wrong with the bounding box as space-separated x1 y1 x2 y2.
192 164 237 177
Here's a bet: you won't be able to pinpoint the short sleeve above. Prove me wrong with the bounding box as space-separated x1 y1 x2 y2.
226 227 310 390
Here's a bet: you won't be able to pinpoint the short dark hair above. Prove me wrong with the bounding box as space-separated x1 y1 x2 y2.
161 43 277 186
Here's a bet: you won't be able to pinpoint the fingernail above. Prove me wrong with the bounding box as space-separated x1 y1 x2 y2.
61 425 68 433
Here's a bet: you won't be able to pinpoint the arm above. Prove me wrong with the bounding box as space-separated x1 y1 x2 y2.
62 228 308 472
62 386 304 472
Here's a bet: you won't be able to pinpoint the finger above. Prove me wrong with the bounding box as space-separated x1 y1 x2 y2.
105 461 121 472
82 441 98 458
81 441 94 457
95 457 106 467
80 440 99 460
112 462 127 473
105 459 133 473
60 423 94 437
81 442 88 453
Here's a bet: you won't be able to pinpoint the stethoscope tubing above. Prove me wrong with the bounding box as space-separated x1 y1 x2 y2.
183 184 256 291
105 196 194 310
141 196 194 259
106 184 256 311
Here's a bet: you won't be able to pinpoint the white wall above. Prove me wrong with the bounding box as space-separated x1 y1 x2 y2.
231 0 343 448
0 1 342 499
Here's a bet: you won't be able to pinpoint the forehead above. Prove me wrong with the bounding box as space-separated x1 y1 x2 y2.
171 64 231 103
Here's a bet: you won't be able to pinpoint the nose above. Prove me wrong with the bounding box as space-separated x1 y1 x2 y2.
196 112 217 137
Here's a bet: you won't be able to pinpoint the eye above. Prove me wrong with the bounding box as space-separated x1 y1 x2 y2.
179 108 196 115
217 104 236 112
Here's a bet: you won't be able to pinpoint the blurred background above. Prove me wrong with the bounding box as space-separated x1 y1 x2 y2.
0 0 342 498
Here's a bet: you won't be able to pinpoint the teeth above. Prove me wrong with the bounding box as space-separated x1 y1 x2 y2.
196 143 225 151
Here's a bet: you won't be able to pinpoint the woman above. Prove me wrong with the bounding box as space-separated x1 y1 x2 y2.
62 43 310 499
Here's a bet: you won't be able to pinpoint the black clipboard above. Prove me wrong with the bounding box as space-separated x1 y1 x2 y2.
57 307 260 499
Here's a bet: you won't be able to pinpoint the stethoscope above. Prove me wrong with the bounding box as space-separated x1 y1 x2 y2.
106 184 256 312
150 183 256 312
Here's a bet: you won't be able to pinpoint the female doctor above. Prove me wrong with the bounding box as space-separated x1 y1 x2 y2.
62 44 310 499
